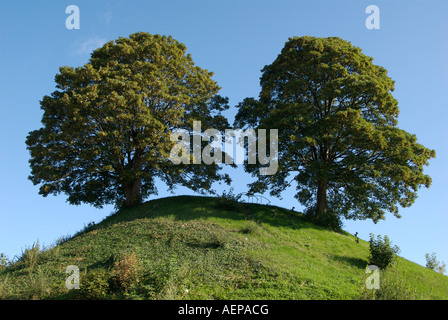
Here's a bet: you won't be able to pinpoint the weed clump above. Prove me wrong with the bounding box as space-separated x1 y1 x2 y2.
109 252 141 293
20 241 41 273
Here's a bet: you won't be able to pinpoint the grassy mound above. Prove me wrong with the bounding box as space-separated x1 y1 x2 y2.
1 195 447 299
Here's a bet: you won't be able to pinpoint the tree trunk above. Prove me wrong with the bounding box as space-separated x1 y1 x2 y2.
316 178 328 216
125 178 142 207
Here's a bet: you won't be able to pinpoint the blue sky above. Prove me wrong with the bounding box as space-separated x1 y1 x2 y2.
0 0 447 270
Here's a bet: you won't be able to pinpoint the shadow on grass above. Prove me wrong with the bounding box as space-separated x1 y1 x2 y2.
98 195 313 230
332 255 368 269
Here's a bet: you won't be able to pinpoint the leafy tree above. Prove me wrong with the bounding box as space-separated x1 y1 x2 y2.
425 252 446 275
235 36 435 227
26 32 230 209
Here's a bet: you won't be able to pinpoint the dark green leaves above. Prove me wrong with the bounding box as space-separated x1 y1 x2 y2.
235 36 435 223
26 32 230 208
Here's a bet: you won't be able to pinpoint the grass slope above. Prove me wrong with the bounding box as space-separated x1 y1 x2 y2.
1 195 447 300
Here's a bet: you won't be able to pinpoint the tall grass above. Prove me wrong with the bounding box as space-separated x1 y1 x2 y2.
20 240 40 273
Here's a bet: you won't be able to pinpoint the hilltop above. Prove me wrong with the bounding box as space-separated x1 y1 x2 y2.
1 195 447 299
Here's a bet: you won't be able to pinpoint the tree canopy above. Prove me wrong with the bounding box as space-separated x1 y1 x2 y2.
235 36 435 228
26 32 230 208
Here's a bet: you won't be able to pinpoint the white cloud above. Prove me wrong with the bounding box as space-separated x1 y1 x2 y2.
71 36 107 56
99 10 113 25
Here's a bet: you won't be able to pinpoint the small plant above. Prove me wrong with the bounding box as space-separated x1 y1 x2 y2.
216 188 242 211
425 252 446 275
368 234 400 270
437 261 447 276
0 253 10 270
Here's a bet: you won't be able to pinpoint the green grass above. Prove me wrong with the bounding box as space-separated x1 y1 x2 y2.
1 195 447 300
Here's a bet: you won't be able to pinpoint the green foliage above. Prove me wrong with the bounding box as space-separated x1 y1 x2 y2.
26 32 230 209
425 252 446 275
368 234 400 270
215 188 242 211
235 36 435 223
360 269 419 300
78 269 110 300
0 274 13 299
425 252 438 270
24 266 51 300
0 253 10 270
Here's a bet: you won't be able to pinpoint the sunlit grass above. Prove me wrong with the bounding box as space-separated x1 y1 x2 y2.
1 195 446 299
